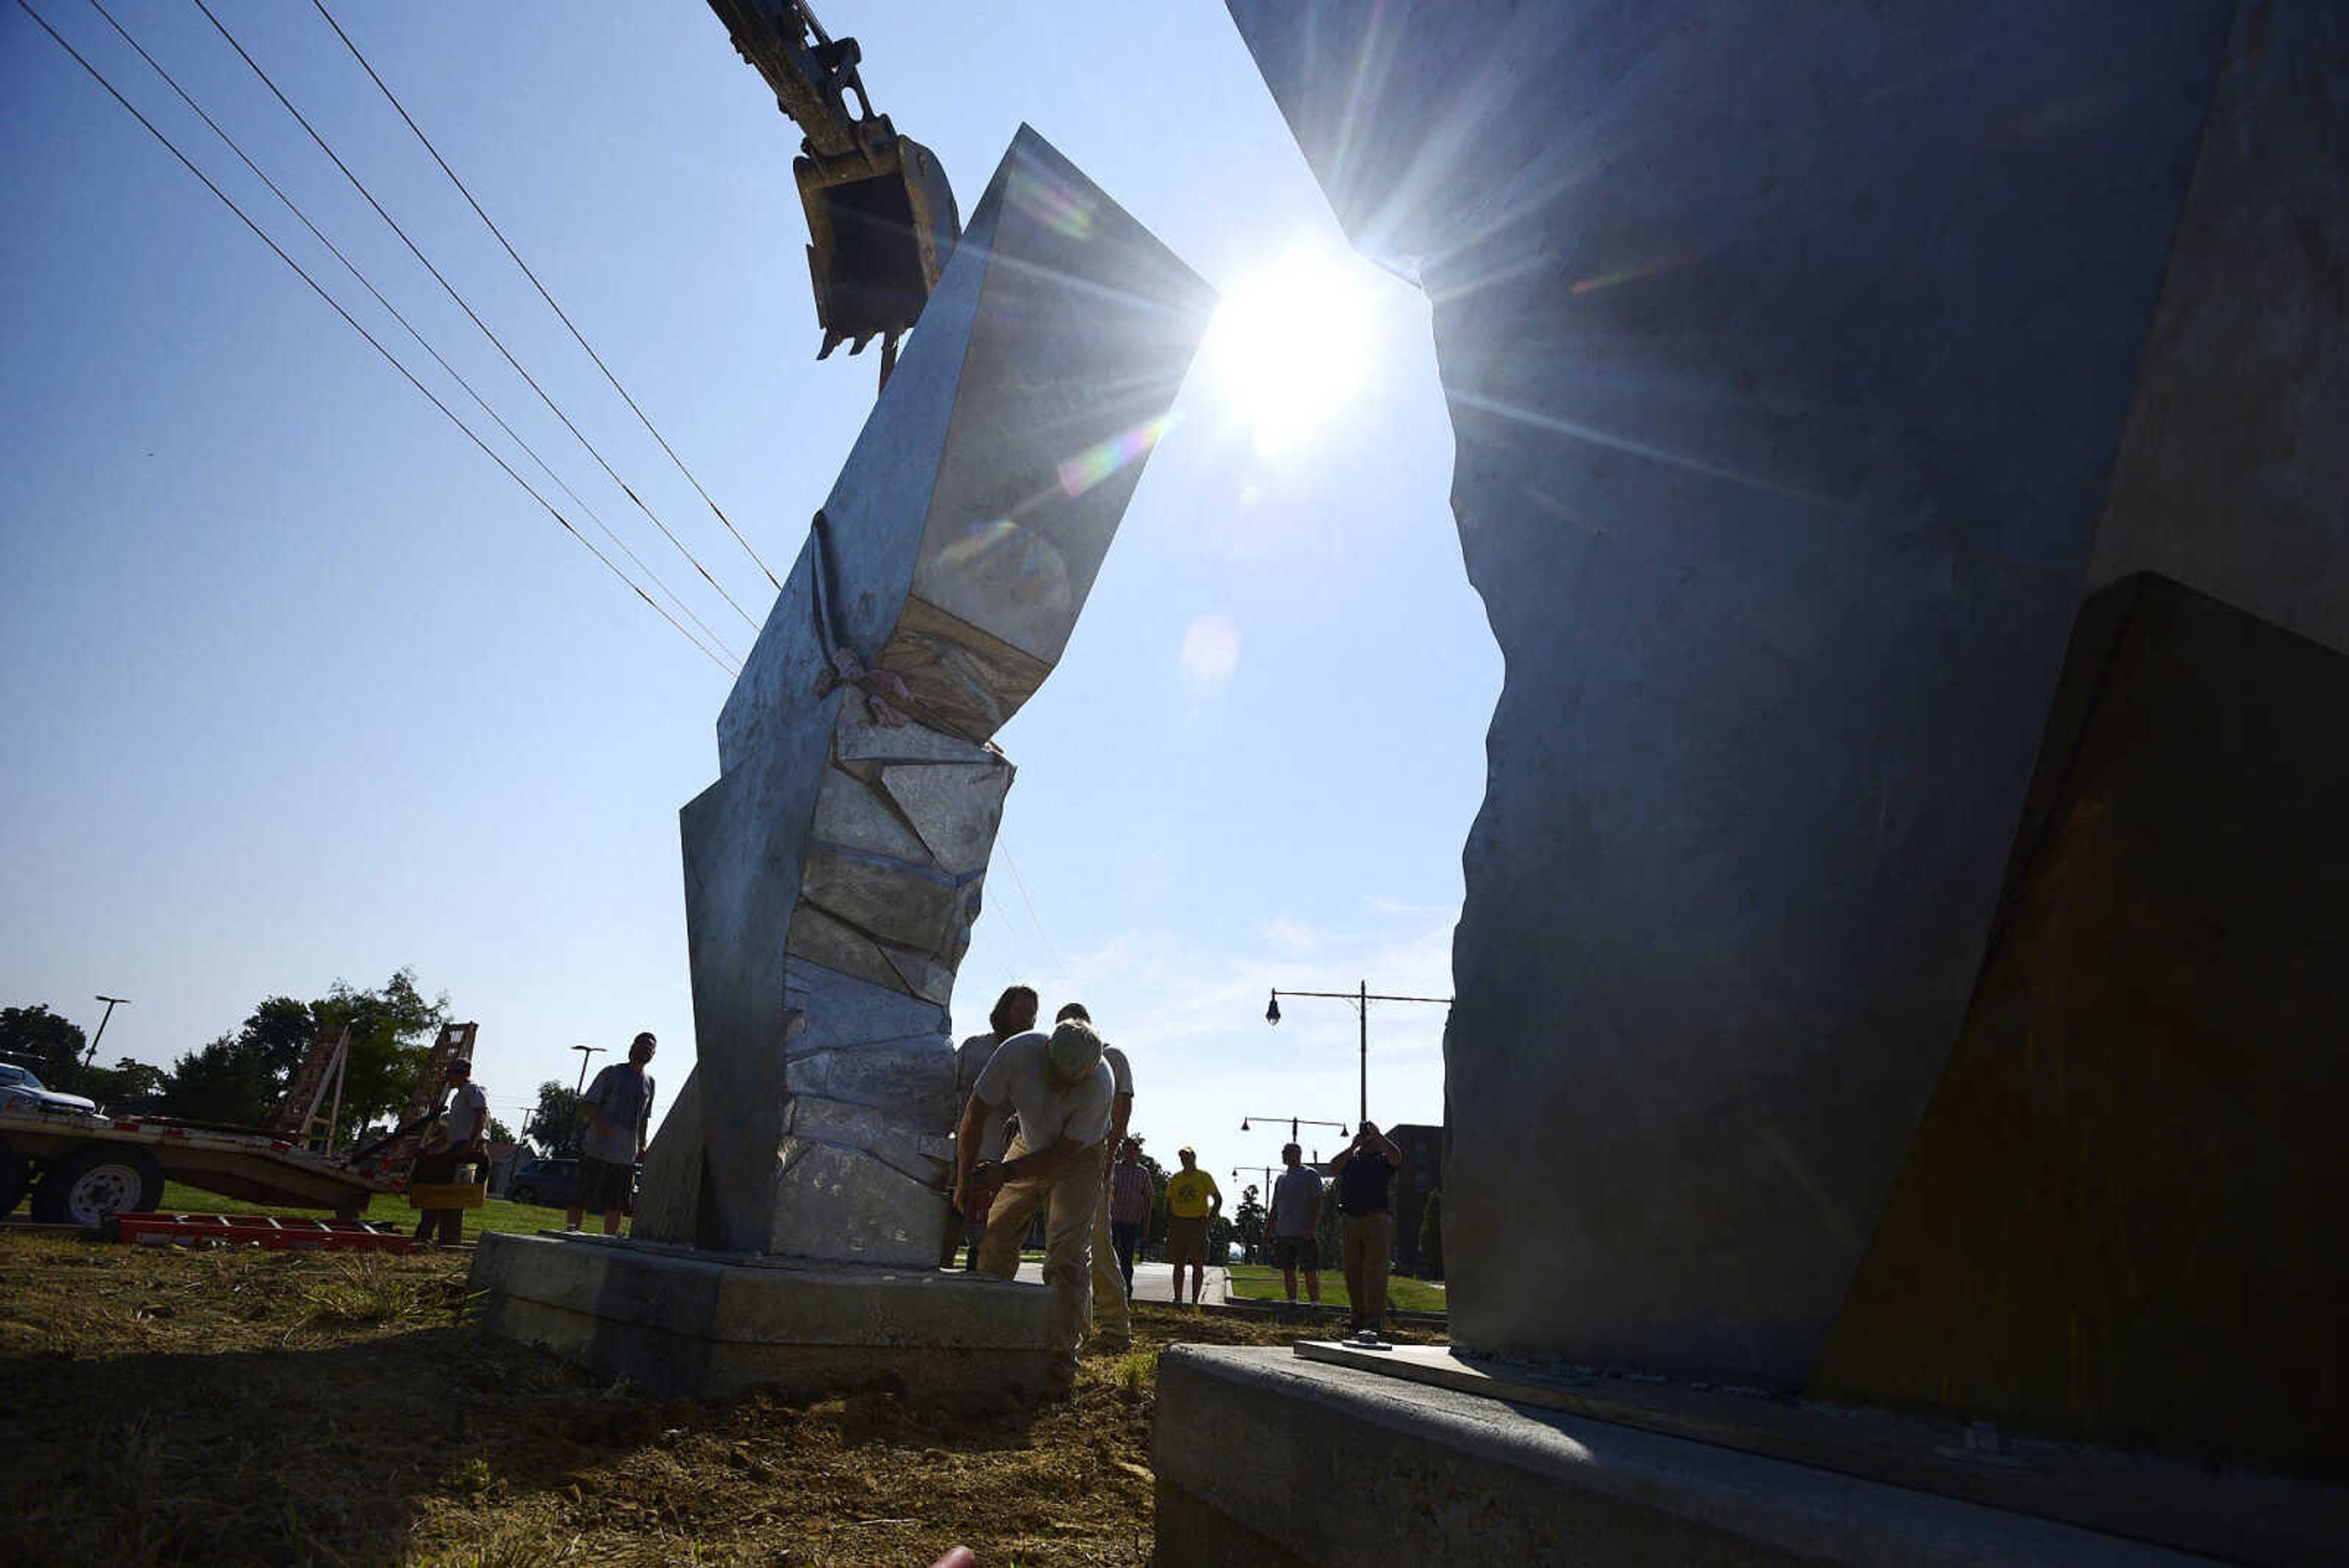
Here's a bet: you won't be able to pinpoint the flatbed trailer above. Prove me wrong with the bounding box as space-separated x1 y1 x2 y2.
0 1103 399 1227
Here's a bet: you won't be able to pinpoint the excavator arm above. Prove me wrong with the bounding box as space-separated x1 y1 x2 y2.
707 0 960 368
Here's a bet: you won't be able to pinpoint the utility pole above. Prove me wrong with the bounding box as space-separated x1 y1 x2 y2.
1264 981 1451 1125
80 994 130 1079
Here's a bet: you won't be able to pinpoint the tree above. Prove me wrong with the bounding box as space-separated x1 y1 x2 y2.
1417 1186 1444 1279
160 996 326 1125
1314 1176 1341 1272
1 1004 86 1082
160 970 451 1129
237 997 319 1085
162 1033 278 1124
82 1057 168 1112
488 1117 516 1146
308 968 450 1131
529 1081 585 1154
1233 1184 1269 1264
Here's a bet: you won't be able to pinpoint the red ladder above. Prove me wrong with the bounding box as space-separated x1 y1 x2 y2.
111 1212 417 1253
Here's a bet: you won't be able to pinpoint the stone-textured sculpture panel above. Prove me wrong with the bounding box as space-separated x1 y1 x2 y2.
637 125 1213 1265
1227 0 2247 1384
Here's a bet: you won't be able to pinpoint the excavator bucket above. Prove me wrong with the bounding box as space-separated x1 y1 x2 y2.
796 134 960 359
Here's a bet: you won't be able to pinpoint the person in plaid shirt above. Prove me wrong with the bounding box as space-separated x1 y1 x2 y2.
1107 1139 1153 1299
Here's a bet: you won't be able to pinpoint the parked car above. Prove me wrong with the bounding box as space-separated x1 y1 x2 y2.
507 1157 578 1209
0 1063 100 1118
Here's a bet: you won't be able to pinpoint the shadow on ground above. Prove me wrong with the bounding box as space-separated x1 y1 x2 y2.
0 1235 1378 1566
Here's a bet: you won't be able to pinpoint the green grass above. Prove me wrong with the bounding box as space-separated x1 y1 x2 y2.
1223 1263 1449 1313
157 1181 565 1241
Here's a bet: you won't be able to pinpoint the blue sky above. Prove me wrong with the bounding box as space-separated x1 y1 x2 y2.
1 1 1496 1196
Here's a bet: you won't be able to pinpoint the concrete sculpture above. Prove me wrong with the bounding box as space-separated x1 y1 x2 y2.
1152 4 2347 1562
472 125 1211 1398
631 124 1211 1265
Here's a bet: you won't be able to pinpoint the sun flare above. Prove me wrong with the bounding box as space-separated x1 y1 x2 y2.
1198 242 1378 458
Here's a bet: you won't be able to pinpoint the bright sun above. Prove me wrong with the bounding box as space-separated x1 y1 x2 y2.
1197 241 1378 458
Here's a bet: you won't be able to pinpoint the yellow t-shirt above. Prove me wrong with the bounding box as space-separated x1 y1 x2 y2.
1166 1168 1220 1219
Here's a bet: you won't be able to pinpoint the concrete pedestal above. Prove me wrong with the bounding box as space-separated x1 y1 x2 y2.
1155 1346 2340 1567
470 1232 1056 1402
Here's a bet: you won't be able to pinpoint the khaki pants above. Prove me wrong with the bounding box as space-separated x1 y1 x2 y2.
976 1137 1103 1377
1340 1213 1392 1332
1089 1145 1130 1346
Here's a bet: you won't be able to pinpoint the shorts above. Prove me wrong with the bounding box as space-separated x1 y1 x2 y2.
1166 1214 1209 1267
576 1154 635 1214
1271 1235 1318 1271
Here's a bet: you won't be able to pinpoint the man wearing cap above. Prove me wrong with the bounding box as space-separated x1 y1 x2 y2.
570 1031 657 1235
954 1017 1115 1393
1055 1001 1137 1353
412 1057 488 1246
1163 1146 1222 1307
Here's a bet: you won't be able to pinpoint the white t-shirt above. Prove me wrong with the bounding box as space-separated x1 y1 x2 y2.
1102 1043 1134 1098
971 1031 1113 1152
445 1081 489 1146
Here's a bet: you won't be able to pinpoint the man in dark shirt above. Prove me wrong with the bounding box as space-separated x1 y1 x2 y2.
1329 1120 1404 1339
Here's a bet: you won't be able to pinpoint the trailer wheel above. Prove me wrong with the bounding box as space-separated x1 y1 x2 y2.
0 1140 26 1219
31 1146 163 1227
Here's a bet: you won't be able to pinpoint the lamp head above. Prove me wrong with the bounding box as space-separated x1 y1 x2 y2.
1239 1117 1250 1132
1265 991 1280 1025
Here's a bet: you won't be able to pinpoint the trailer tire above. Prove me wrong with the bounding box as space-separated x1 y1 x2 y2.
0 1140 26 1219
31 1145 163 1227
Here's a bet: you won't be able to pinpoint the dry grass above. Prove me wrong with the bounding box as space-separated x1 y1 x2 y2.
0 1233 1431 1566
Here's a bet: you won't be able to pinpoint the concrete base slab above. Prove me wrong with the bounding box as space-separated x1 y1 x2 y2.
1153 1347 2226 1566
471 1231 1057 1403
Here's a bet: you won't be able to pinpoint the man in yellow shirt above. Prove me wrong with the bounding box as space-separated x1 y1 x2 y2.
1163 1146 1222 1307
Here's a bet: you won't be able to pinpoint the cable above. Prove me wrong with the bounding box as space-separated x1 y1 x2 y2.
311 0 787 596
1000 847 1067 978
188 0 765 634
12 0 734 674
81 0 740 669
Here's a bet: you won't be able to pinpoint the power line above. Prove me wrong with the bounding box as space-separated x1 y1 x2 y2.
311 0 787 598
82 0 740 669
188 0 765 634
1001 847 1067 978
12 0 733 674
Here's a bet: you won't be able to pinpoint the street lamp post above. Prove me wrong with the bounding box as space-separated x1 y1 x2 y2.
1239 1113 1349 1144
1264 981 1452 1124
570 1044 606 1096
79 994 130 1080
568 1044 606 1153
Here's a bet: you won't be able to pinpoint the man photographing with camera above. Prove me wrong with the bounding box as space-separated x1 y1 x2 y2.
1328 1119 1405 1340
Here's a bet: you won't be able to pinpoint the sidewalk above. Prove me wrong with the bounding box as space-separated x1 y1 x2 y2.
1011 1258 1226 1304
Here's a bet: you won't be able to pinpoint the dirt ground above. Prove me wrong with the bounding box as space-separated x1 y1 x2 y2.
0 1232 1434 1566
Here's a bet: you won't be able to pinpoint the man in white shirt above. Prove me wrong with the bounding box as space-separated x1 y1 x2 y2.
954 1017 1113 1393
1055 1001 1137 1353
412 1058 488 1246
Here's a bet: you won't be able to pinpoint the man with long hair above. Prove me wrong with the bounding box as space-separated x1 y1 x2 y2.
943 984 1038 1268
